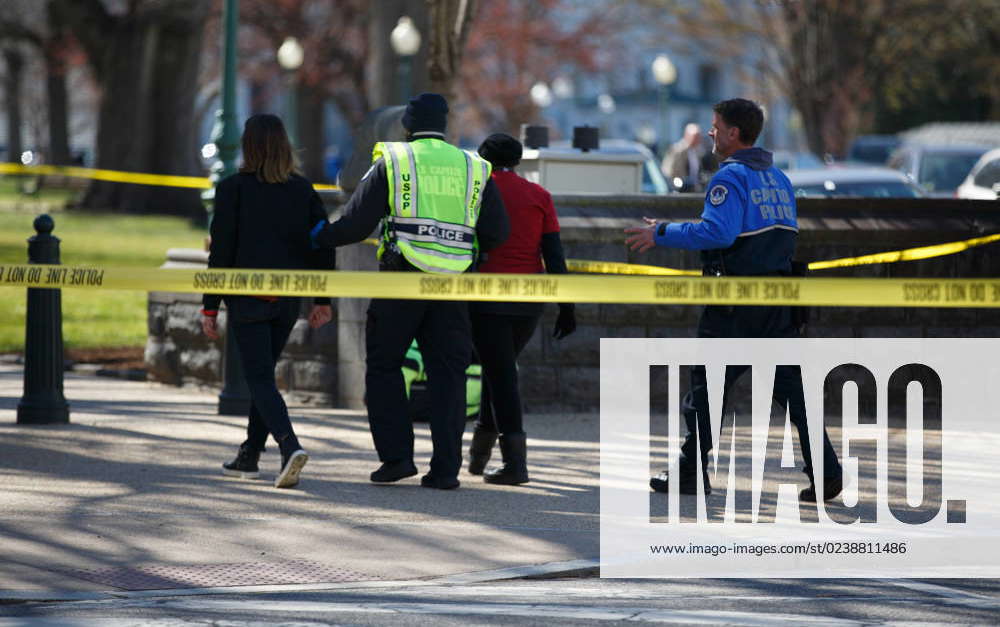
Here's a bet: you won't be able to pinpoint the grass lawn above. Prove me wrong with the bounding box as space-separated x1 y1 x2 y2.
0 202 206 353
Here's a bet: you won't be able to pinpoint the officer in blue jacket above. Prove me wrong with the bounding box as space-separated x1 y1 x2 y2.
625 98 842 502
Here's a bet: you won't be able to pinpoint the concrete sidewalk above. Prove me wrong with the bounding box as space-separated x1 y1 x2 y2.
0 365 599 598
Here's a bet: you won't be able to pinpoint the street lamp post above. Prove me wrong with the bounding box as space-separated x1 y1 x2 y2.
277 36 304 146
651 54 677 158
205 0 251 416
550 76 574 137
208 0 240 187
530 82 553 110
390 16 421 103
597 93 616 136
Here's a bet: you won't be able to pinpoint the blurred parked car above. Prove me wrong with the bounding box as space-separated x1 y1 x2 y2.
771 150 824 171
549 139 669 194
956 148 1000 200
787 166 926 198
847 135 901 165
887 143 990 197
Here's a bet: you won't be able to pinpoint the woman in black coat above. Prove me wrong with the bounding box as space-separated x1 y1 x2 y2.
201 113 334 489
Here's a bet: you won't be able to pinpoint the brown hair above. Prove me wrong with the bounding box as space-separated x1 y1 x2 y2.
239 113 297 183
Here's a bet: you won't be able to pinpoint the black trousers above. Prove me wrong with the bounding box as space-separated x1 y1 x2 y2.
679 304 842 481
470 311 541 435
680 364 842 480
228 297 300 453
366 298 471 479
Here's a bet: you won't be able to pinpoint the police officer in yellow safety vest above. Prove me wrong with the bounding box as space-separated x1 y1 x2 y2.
311 93 510 490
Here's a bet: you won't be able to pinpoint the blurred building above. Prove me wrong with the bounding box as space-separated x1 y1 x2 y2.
531 22 801 158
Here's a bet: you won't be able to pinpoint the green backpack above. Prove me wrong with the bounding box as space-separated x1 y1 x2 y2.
403 339 482 421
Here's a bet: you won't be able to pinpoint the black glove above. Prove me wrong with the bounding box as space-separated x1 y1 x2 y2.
552 303 576 340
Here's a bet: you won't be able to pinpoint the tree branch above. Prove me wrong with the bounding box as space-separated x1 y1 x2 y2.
49 0 113 81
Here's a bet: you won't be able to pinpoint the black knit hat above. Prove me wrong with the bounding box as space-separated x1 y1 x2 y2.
478 133 522 168
401 93 449 136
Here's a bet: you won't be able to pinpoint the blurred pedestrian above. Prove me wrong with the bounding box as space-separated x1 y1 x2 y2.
626 98 842 502
467 133 576 485
202 113 334 489
311 94 509 490
661 123 717 192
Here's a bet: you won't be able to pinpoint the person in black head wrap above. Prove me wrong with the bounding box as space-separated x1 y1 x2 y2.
467 132 576 485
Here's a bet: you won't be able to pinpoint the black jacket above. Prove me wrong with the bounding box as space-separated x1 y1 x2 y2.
313 153 509 254
203 172 336 310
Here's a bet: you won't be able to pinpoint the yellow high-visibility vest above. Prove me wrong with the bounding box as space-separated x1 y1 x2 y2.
374 139 490 274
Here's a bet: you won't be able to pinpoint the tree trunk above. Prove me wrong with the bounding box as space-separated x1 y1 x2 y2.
297 81 326 182
4 48 23 163
44 55 70 165
44 0 71 165
56 0 209 216
426 0 477 104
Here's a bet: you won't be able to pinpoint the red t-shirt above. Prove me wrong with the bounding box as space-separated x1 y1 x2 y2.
478 170 560 274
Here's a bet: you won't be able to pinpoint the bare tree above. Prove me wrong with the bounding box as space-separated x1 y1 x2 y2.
638 0 996 157
3 47 25 162
43 0 72 165
239 0 370 181
51 0 211 215
426 0 478 103
456 0 628 135
0 0 77 165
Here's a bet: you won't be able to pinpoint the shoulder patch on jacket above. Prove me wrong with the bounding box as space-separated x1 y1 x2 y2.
708 184 728 206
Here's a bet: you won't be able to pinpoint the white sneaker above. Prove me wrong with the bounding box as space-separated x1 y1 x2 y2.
274 449 308 488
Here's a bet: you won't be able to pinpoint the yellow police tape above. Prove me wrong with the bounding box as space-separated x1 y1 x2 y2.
363 230 1000 278
371 227 1000 276
5 160 993 271
1 263 999 308
807 232 1000 270
565 259 699 276
0 163 340 191
359 238 700 276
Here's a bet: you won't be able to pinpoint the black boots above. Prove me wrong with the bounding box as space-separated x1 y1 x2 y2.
649 468 712 495
222 442 262 479
800 473 844 502
649 457 711 495
467 427 498 475
483 433 529 485
420 473 460 490
370 460 419 483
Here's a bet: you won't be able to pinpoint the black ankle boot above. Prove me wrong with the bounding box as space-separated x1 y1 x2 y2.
222 442 262 479
484 433 529 485
800 467 843 502
468 427 498 475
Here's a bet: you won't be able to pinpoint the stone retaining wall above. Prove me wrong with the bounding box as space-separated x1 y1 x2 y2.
146 194 1000 412
145 249 339 405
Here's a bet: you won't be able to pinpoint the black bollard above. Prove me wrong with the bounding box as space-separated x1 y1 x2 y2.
17 214 70 424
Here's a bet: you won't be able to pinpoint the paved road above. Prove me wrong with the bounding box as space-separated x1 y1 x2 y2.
3 577 1000 625
2 364 999 624
0 364 599 592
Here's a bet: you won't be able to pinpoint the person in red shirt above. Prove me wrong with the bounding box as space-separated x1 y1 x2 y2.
468 133 576 485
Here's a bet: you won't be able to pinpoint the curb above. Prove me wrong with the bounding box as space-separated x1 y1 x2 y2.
0 558 600 605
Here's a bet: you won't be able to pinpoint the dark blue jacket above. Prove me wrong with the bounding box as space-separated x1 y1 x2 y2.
654 147 797 276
